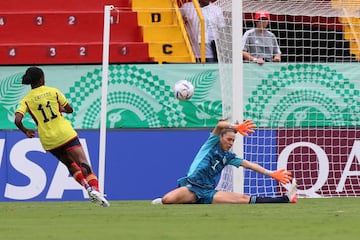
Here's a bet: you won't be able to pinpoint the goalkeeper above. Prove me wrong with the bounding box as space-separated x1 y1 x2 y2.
152 119 297 204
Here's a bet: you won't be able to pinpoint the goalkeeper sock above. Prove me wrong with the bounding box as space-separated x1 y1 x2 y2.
249 196 289 204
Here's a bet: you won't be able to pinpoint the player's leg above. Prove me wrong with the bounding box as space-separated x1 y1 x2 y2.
61 138 109 207
49 147 90 190
51 149 96 201
213 191 289 203
160 187 198 204
63 158 91 190
214 178 297 204
64 139 99 191
66 146 110 207
212 191 250 203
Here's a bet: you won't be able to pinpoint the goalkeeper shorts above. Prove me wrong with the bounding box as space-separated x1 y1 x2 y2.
177 177 217 204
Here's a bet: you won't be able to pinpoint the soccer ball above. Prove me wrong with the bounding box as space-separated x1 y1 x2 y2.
173 80 194 101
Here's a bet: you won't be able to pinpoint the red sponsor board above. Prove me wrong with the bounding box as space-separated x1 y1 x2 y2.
278 129 360 197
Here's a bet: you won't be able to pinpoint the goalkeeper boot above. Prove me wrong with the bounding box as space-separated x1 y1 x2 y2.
151 198 163 205
286 178 298 203
89 189 110 207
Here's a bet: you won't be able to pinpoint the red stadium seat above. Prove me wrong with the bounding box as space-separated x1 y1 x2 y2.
0 12 143 43
0 0 131 12
0 0 153 64
0 42 151 64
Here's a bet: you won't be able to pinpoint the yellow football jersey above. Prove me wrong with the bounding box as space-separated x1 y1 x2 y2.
16 86 77 150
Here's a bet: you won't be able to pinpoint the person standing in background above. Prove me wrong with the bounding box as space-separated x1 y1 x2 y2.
180 0 226 62
242 10 281 65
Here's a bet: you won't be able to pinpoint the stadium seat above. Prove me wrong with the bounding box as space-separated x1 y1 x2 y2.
0 12 143 43
0 0 154 64
132 0 195 63
0 42 151 65
0 0 131 12
338 17 360 60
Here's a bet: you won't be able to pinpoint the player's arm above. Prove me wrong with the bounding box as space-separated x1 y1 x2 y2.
212 119 231 135
241 159 292 184
59 103 73 113
212 119 256 136
56 88 73 114
14 112 35 138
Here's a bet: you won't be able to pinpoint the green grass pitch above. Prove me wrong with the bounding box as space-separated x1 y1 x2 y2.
0 198 359 240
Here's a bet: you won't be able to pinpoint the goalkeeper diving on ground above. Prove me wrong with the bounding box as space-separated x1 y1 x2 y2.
152 119 297 204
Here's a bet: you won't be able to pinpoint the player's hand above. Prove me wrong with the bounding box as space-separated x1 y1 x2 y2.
25 129 36 138
234 120 256 136
269 168 292 184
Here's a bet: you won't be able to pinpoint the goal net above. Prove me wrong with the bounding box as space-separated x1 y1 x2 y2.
215 0 360 198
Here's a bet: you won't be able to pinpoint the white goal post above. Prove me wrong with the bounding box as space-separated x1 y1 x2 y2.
98 5 115 196
215 0 360 198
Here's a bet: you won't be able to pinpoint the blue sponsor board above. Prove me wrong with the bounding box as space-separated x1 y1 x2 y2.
0 129 211 201
0 129 283 201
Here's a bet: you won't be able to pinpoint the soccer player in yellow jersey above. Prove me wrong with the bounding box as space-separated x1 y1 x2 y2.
14 66 109 207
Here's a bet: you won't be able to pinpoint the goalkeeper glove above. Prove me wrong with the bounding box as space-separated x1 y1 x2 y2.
268 168 292 184
234 120 256 136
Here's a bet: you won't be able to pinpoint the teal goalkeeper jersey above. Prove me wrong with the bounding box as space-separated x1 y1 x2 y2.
185 133 243 188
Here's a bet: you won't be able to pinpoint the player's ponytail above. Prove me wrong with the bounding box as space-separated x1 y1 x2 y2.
22 66 44 85
21 74 32 85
